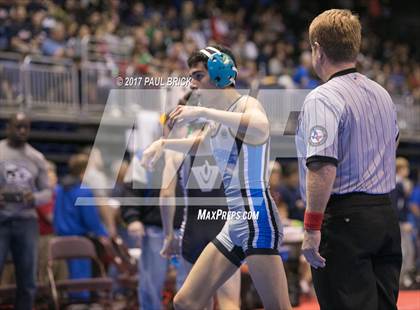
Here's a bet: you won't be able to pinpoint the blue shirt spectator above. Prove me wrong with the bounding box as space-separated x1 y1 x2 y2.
54 176 107 237
391 158 413 223
409 183 420 228
293 51 320 89
0 10 10 50
41 22 66 57
279 163 305 221
391 181 411 223
41 38 64 56
53 154 108 300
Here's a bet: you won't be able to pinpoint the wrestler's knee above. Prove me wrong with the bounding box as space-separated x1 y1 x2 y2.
173 291 202 310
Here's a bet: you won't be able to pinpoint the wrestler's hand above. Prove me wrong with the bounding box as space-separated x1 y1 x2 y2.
160 235 181 258
302 230 326 269
168 105 204 127
140 139 164 170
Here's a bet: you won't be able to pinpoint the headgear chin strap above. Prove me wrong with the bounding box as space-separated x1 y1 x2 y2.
199 47 238 88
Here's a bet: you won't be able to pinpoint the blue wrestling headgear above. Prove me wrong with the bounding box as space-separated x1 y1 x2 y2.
199 46 238 88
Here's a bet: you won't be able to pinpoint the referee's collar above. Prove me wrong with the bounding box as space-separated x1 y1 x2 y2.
328 67 357 81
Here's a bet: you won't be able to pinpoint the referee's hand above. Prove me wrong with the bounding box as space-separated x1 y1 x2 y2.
302 230 326 269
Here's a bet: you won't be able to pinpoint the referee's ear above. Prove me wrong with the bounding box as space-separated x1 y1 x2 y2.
313 42 321 58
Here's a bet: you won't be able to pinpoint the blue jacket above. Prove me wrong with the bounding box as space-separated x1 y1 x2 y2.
54 176 108 237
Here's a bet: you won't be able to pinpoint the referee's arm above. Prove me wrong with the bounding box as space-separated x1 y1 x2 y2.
306 162 336 216
301 94 342 268
302 162 336 268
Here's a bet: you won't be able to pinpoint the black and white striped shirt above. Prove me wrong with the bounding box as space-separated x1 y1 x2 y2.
296 68 399 201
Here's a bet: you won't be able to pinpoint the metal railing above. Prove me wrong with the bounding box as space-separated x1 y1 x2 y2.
81 61 117 110
0 52 24 107
79 37 133 111
22 55 79 109
0 52 419 140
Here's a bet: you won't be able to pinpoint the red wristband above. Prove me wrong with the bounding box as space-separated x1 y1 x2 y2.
304 211 324 230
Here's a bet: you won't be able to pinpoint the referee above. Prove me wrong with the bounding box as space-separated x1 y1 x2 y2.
296 9 401 310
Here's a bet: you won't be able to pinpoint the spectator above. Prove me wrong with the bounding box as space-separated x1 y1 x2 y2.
110 160 133 244
36 160 67 284
257 43 274 75
180 1 195 30
121 109 187 310
101 20 120 48
121 153 187 310
54 153 108 299
87 11 102 35
82 147 118 237
9 5 33 54
292 51 320 89
130 29 153 76
408 65 420 94
279 162 305 221
0 64 14 103
125 2 145 27
0 112 52 310
185 20 206 49
41 21 69 58
66 24 91 59
391 157 415 288
268 48 286 77
54 155 106 237
149 29 167 57
232 32 258 63
409 171 420 278
0 8 10 51
269 160 289 221
107 160 134 296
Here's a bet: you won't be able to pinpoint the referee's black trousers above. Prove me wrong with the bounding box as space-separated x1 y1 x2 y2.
312 193 402 310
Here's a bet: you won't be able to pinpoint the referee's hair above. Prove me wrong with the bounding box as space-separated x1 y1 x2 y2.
309 9 361 63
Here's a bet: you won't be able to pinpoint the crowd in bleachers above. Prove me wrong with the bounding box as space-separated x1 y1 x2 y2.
1 1 420 309
0 0 419 101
